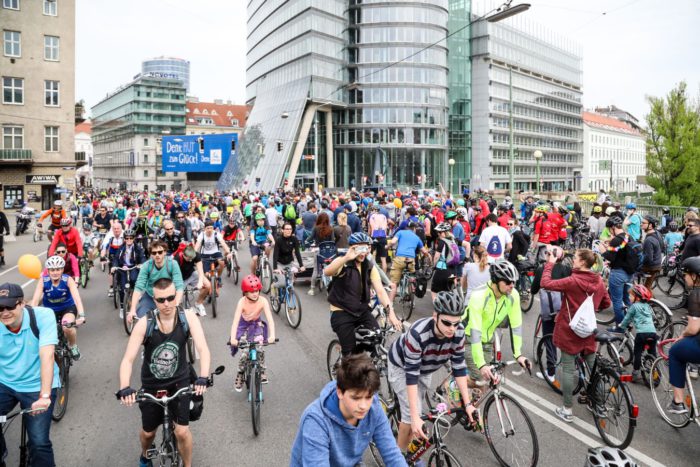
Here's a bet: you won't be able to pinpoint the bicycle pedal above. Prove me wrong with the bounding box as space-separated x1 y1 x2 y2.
145 448 158 459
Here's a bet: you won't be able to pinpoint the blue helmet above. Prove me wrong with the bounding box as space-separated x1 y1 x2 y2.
626 202 636 210
348 232 372 245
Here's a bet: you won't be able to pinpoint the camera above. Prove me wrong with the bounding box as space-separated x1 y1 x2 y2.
356 246 369 254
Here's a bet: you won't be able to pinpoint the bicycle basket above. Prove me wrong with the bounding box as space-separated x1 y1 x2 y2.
189 395 204 421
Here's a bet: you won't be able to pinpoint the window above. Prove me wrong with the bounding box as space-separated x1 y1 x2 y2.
43 0 57 15
44 35 59 61
144 138 149 146
2 77 23 104
44 80 59 106
231 118 239 126
143 154 148 163
143 169 149 177
3 30 20 57
2 126 23 148
2 0 19 10
44 126 59 151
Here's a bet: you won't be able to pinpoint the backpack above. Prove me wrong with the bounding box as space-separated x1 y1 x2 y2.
145 256 174 279
625 235 645 273
143 308 190 346
284 203 297 221
442 238 461 267
485 233 504 259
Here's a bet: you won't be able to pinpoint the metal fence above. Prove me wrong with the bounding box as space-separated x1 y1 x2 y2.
577 200 693 223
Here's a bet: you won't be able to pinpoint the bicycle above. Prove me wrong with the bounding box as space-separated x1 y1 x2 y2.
123 366 225 466
650 337 700 428
181 285 200 364
515 255 537 313
53 321 80 422
594 296 672 329
269 266 303 329
224 241 240 285
1 407 44 467
535 330 638 449
205 260 220 319
255 242 274 294
395 262 417 321
114 266 139 336
78 253 91 289
233 335 278 436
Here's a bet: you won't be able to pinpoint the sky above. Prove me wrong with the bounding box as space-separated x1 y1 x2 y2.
76 0 700 123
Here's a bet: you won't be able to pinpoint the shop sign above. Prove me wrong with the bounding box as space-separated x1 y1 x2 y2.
25 174 59 184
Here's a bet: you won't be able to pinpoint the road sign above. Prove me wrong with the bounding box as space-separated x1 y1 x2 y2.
599 160 611 171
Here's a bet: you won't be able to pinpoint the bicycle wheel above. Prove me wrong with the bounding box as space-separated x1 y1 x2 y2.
369 397 399 467
251 366 262 436
536 334 584 395
657 271 685 297
284 289 302 329
397 279 414 321
122 290 134 336
532 316 542 364
483 392 539 467
596 306 616 325
649 357 691 428
112 275 119 309
326 339 342 381
210 275 218 319
428 448 463 467
640 353 658 389
52 355 70 421
261 261 273 294
33 229 40 242
519 275 534 313
659 320 686 355
269 285 281 314
226 257 232 278
606 339 633 369
232 258 240 285
649 299 672 331
79 261 89 288
590 369 635 449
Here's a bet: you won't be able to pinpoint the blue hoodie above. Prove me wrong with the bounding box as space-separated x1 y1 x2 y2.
290 381 407 467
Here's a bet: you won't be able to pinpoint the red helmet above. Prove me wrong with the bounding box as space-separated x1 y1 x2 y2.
630 284 652 302
241 275 262 293
60 217 72 227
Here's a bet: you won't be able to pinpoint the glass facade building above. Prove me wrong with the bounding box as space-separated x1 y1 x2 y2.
142 57 191 93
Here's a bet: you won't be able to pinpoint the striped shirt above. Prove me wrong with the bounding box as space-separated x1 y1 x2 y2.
389 317 467 385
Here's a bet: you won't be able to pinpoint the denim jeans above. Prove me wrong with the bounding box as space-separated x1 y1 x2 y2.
608 268 632 324
0 383 56 467
668 337 700 388
136 293 156 318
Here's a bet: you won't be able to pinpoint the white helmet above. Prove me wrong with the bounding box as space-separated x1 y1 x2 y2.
489 259 519 283
45 255 66 270
456 207 468 218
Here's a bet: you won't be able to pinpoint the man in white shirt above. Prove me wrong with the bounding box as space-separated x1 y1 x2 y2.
479 214 512 263
265 201 279 235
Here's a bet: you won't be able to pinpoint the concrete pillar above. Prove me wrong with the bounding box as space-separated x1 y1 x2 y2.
325 110 334 188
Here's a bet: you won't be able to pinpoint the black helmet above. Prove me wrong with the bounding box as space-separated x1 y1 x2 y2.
432 291 464 317
662 207 670 214
682 256 700 275
585 446 637 467
643 215 658 228
606 216 623 229
490 259 519 284
669 221 679 232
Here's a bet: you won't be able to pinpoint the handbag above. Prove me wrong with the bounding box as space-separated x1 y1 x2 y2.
566 293 596 338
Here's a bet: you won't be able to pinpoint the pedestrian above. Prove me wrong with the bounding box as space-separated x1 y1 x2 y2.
0 209 9 267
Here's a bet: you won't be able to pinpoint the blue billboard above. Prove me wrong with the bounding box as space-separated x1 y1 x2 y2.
161 133 238 173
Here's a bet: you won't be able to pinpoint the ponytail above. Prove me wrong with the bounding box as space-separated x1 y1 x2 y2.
473 245 488 272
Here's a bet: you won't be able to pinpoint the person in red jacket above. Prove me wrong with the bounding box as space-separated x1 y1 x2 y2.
496 205 512 228
540 247 611 423
48 218 83 258
547 206 568 246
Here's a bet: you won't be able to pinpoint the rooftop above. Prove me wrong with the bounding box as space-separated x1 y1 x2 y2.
582 111 640 136
186 100 250 128
75 121 92 134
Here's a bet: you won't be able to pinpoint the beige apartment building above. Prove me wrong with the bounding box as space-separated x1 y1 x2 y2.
1 0 82 211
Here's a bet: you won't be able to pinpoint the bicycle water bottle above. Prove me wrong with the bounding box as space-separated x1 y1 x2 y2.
447 377 462 407
407 437 426 456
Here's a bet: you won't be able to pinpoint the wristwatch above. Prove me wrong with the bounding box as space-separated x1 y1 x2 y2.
41 393 50 400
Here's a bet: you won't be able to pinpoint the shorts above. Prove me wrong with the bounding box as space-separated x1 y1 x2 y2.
54 305 78 322
140 382 192 432
231 319 268 356
389 256 415 284
387 360 432 424
184 272 199 288
465 341 494 383
201 252 223 271
249 245 262 257
371 237 388 258
48 224 59 232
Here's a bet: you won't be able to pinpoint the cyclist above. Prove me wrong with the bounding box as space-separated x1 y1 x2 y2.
530 204 557 260
249 213 275 276
387 221 430 303
80 222 100 264
159 219 184 255
29 256 86 360
587 205 605 239
117 278 211 467
173 245 210 317
664 221 683 255
272 222 305 285
50 242 80 283
194 220 232 291
640 215 663 289
92 205 112 233
464 260 531 387
102 221 126 298
623 203 642 241
222 215 242 248
0 210 8 267
667 257 700 414
48 218 83 259
599 216 636 325
614 284 657 383
38 200 68 242
388 291 477 452
0 282 60 466
173 211 192 242
208 210 223 232
79 198 94 227
324 232 401 356
290 353 407 466
112 229 147 319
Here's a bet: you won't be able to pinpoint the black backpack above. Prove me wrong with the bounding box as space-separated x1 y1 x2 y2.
624 235 645 273
143 308 190 345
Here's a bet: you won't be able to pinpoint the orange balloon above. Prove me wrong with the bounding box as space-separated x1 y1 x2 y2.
18 254 42 280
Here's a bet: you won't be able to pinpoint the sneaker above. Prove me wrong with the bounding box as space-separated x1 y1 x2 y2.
234 372 244 392
307 288 317 296
536 371 555 384
196 303 206 316
554 406 573 423
631 370 642 384
577 393 589 405
139 454 153 467
108 287 114 298
119 307 124 320
689 366 699 380
261 371 269 384
668 400 688 414
70 345 81 361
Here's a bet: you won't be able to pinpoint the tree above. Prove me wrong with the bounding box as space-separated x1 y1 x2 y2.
645 82 700 206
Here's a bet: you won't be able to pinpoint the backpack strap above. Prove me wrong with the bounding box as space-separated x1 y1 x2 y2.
26 305 40 340
143 309 157 346
178 307 190 337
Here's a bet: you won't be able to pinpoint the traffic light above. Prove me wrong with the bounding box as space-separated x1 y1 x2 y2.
197 136 204 153
231 139 236 152
277 141 283 152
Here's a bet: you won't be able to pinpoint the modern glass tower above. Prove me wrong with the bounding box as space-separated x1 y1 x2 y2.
142 57 191 94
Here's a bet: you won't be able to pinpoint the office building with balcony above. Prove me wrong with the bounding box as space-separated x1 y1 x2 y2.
1 0 82 209
142 56 191 94
470 14 584 192
74 120 92 187
91 75 187 191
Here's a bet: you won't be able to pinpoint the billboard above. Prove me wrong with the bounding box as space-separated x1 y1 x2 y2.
161 133 237 173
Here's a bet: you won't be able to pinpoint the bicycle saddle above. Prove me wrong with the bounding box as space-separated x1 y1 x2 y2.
594 330 623 344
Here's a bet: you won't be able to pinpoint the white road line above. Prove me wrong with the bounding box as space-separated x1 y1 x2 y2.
0 250 48 277
21 278 36 289
506 379 665 467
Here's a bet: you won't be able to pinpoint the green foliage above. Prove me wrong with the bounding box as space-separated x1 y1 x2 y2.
645 81 700 207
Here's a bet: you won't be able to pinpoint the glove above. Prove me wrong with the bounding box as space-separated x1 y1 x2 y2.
116 387 136 399
194 377 209 388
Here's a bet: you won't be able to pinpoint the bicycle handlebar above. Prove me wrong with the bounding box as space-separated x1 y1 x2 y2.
0 407 43 423
230 337 279 350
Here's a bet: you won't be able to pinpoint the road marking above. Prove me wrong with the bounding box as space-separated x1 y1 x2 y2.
0 250 48 277
21 278 36 289
506 379 665 467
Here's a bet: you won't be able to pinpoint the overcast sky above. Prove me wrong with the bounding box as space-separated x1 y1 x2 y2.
77 0 700 123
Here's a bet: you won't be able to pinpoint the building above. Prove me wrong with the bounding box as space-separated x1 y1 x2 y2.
91 75 187 192
594 105 642 131
582 111 647 193
470 12 584 192
74 120 93 187
141 56 190 94
184 98 249 190
1 0 82 210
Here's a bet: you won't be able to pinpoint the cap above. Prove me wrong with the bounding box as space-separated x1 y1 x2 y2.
0 282 24 307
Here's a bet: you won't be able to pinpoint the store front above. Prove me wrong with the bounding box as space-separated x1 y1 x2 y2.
25 174 60 210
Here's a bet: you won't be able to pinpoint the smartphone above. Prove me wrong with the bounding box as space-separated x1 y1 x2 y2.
356 246 370 254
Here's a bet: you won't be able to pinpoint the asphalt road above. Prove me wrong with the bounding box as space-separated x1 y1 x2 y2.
0 231 698 467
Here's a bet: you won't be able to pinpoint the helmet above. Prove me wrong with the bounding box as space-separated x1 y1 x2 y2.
566 204 574 211
642 214 658 227
669 221 679 232
456 207 468 218
210 211 220 219
53 200 63 207
255 213 265 220
688 207 699 214
189 395 204 422
490 259 519 284
241 275 262 293
593 206 603 213
629 284 652 302
60 218 72 227
432 291 464 317
626 203 636 210
348 232 372 245
662 207 670 214
445 210 458 220
682 256 700 275
585 447 637 467
534 205 549 213
45 255 66 270
406 221 419 229
434 222 451 233
498 204 508 212
124 229 136 238
606 216 623 228
605 207 616 216
456 199 465 206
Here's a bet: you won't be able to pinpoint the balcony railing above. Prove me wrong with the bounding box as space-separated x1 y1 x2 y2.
0 149 32 162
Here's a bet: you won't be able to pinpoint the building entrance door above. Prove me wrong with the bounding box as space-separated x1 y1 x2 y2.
41 185 57 210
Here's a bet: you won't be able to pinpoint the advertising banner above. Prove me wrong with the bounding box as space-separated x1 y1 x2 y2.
162 133 237 173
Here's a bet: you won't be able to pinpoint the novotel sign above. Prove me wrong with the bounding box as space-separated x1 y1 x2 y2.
161 134 237 173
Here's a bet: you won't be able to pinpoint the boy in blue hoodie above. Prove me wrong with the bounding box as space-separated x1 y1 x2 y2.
290 354 406 467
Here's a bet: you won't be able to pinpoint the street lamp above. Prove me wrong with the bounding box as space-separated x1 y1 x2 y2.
155 129 171 192
533 150 543 195
448 158 456 193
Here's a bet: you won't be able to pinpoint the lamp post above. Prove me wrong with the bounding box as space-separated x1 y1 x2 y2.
155 129 170 192
533 150 543 195
448 158 455 193
509 67 515 199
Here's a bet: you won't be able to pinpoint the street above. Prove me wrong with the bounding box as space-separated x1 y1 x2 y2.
0 232 698 467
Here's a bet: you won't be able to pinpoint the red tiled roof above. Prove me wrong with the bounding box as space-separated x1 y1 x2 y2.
582 111 640 135
75 121 92 134
185 101 250 128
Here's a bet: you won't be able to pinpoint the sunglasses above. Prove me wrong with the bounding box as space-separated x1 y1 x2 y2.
0 302 20 312
500 279 514 286
55 250 67 254
154 294 177 304
125 236 135 240
440 319 461 329
177 217 184 219
165 228 173 231
507 223 515 227
151 250 165 256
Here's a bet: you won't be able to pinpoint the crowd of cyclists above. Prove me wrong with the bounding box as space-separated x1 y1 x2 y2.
1 185 699 467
